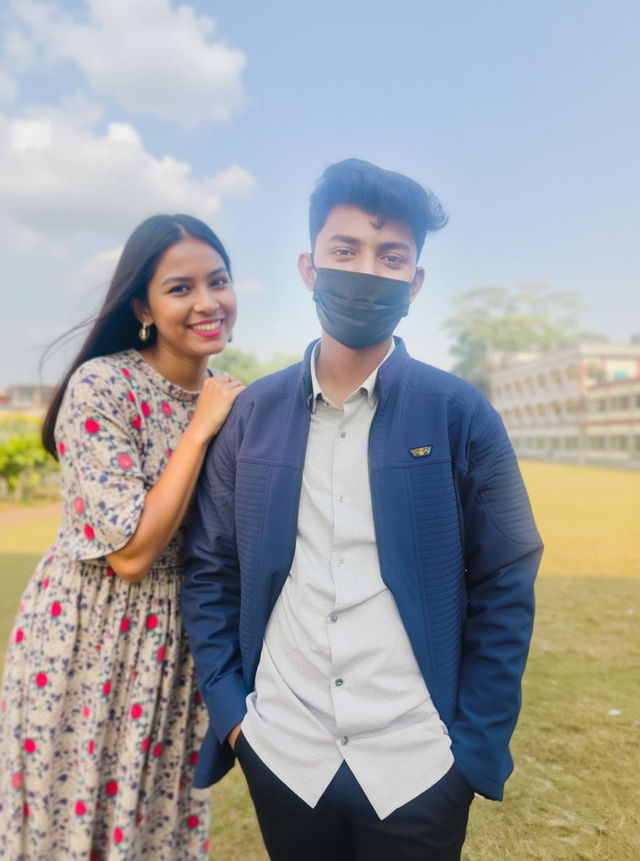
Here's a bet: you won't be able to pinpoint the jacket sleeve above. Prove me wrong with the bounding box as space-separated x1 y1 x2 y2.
181 409 248 748
450 401 543 800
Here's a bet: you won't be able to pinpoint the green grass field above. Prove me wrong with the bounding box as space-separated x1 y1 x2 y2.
1 462 638 860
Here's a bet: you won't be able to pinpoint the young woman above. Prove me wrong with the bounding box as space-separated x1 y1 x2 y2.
0 214 244 859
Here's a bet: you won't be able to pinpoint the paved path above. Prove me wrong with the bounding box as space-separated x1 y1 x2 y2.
0 502 61 530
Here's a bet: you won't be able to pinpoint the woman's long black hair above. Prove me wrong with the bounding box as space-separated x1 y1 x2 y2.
41 214 232 458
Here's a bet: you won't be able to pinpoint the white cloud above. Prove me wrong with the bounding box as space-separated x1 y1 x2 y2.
9 118 53 150
75 245 123 292
0 109 255 251
207 165 255 197
10 0 246 125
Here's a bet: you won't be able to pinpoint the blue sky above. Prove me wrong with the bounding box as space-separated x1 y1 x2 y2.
0 0 638 386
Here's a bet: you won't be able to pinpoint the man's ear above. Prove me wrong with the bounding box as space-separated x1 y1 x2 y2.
131 298 152 325
409 267 425 302
298 252 316 292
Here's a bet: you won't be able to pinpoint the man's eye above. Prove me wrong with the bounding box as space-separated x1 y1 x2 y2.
333 248 354 257
383 254 405 265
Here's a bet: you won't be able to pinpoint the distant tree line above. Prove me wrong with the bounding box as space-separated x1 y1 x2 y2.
209 348 301 385
0 416 57 500
444 282 604 393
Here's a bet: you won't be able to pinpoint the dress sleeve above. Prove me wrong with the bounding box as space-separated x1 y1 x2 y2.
55 360 147 561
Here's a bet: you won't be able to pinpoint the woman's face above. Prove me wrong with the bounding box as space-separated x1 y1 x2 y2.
138 237 237 362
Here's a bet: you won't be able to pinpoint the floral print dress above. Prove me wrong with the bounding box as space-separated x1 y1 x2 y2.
0 349 212 860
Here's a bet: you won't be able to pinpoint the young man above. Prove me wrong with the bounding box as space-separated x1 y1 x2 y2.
182 159 543 860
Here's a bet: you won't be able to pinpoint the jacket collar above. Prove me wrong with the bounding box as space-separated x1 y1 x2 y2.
300 336 410 411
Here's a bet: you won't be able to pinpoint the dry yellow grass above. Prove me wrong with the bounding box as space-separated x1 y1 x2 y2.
1 461 638 859
519 460 640 577
0 461 638 577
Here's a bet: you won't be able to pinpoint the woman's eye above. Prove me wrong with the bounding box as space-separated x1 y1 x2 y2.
210 277 230 289
169 284 190 294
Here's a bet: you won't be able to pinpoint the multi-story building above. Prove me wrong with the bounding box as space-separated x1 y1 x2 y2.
584 377 640 465
489 341 640 467
0 384 56 416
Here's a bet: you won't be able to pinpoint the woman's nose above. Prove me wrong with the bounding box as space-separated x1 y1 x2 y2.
192 285 219 313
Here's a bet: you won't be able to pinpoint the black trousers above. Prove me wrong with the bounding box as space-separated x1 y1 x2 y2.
235 732 473 861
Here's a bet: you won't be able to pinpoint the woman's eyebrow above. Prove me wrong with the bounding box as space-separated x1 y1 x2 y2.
160 267 227 286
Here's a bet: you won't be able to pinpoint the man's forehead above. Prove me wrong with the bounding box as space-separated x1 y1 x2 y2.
319 205 416 246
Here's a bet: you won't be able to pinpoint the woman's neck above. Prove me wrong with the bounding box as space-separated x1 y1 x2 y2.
138 345 208 391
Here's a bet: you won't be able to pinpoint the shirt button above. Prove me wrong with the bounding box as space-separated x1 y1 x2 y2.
339 431 346 438
335 678 344 687
336 557 344 566
329 614 338 623
337 494 344 503
341 736 349 745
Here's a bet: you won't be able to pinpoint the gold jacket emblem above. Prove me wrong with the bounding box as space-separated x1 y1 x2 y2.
409 445 432 458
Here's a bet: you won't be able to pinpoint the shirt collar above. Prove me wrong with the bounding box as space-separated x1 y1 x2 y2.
310 340 396 412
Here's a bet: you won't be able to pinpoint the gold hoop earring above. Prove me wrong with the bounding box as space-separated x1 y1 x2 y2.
139 323 151 342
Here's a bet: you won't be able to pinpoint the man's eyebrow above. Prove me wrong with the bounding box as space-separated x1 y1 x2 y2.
160 267 227 286
378 241 412 254
328 234 361 245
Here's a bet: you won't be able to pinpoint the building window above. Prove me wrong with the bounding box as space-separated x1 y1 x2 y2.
611 436 628 450
611 396 630 410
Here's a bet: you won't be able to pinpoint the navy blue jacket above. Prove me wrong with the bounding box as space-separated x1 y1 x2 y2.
181 339 543 800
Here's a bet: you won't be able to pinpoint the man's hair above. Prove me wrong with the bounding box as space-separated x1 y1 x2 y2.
309 158 448 257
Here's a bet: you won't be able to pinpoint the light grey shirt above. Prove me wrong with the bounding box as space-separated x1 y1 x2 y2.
241 343 453 819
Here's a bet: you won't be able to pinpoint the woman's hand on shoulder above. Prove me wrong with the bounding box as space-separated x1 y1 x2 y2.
188 374 245 444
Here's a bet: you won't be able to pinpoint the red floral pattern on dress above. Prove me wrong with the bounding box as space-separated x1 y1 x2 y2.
117 453 133 470
0 349 211 858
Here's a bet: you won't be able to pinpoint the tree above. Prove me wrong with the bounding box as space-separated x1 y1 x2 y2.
443 283 602 393
209 348 301 385
0 432 53 499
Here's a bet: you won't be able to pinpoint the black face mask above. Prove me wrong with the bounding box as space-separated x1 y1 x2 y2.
312 267 411 349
